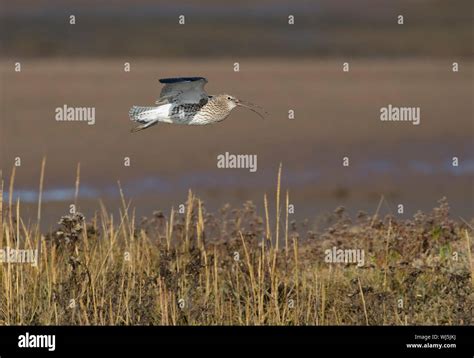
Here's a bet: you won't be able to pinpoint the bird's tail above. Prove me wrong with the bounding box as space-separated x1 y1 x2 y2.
129 106 160 133
129 106 156 123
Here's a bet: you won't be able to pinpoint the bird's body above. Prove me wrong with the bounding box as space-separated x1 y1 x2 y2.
129 77 264 132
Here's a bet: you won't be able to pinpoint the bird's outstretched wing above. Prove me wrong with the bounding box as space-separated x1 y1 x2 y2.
156 77 208 105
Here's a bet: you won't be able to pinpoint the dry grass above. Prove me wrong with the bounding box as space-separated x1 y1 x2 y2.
0 163 472 325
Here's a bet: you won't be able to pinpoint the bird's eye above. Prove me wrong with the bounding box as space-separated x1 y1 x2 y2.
227 96 232 100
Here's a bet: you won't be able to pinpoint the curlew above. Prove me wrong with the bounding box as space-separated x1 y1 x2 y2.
129 77 266 132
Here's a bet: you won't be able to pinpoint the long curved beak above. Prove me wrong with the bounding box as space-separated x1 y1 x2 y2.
237 100 267 119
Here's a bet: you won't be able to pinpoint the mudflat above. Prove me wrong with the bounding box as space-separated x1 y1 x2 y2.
1 59 472 227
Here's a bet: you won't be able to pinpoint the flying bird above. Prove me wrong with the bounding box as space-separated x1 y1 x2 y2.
129 77 266 132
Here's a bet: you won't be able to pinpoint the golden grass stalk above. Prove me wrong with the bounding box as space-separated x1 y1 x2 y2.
285 190 289 257
0 173 3 244
358 276 369 325
37 157 46 225
275 163 282 250
74 162 81 208
466 229 473 288
264 193 270 244
8 165 16 237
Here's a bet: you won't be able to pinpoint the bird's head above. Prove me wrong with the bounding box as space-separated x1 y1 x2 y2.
219 94 239 110
217 94 266 119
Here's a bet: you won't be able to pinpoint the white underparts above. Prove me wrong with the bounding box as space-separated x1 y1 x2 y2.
138 104 173 123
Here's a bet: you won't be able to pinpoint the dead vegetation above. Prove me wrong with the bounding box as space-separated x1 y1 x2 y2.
0 164 472 325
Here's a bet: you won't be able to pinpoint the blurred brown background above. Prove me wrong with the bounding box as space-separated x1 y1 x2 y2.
0 0 473 229
1 0 473 58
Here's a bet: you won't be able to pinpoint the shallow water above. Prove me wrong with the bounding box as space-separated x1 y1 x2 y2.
6 157 474 204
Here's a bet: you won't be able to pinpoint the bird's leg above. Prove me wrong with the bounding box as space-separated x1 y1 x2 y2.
130 120 159 133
